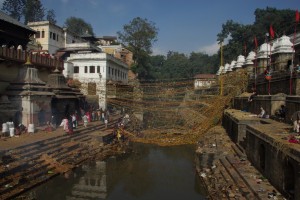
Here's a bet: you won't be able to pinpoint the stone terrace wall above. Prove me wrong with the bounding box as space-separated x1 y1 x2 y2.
233 95 300 124
286 96 300 123
233 95 286 117
222 109 261 150
222 109 300 199
246 124 300 200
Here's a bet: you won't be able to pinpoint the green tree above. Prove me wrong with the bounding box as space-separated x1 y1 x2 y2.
23 0 45 24
1 0 25 21
117 17 158 79
148 55 165 79
46 9 56 24
160 51 190 79
217 7 296 63
64 17 94 36
189 52 219 74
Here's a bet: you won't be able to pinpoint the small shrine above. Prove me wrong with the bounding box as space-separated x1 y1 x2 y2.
271 35 294 72
243 51 256 77
6 59 54 128
233 55 245 71
47 68 84 125
257 43 273 74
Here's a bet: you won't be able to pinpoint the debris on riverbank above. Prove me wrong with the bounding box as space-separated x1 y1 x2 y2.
195 125 286 200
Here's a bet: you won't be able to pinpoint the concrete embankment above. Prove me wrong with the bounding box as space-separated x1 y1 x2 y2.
0 116 123 200
195 109 300 200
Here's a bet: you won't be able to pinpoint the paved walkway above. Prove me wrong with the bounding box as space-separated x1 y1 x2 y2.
0 117 119 151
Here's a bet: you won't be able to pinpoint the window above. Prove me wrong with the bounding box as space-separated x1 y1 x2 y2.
74 66 79 73
53 33 56 40
90 66 95 73
35 31 40 38
41 31 45 38
109 67 111 74
50 32 52 39
84 66 88 73
97 66 100 73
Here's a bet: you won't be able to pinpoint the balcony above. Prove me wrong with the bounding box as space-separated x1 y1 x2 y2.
0 47 63 70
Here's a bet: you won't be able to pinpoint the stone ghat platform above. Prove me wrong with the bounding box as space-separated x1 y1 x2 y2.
0 116 121 200
222 109 300 200
195 125 285 200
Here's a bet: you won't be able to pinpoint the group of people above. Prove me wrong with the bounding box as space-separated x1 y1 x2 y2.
58 108 111 134
80 108 110 123
245 90 300 134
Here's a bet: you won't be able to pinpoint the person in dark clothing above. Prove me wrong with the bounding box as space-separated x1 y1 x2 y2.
243 90 257 112
67 114 74 134
276 105 287 119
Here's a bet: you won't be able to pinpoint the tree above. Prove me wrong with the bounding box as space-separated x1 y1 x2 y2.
23 0 45 24
64 17 94 36
1 0 25 21
217 7 296 63
117 17 158 79
46 9 56 24
158 51 190 79
189 52 219 74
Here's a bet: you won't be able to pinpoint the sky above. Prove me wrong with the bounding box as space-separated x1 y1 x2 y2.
1 0 299 56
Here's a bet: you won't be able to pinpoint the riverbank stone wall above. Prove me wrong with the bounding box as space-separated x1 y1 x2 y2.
222 109 300 199
234 95 286 117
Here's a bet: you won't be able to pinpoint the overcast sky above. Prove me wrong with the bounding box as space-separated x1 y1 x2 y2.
1 0 299 56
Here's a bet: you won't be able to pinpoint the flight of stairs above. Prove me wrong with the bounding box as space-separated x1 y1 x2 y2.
0 117 120 200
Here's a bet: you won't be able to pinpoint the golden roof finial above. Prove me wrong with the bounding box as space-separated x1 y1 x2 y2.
24 53 32 66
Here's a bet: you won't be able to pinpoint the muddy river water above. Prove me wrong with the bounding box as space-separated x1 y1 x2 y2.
24 143 207 200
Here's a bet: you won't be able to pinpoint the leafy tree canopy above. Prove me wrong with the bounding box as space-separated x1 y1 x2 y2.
46 9 56 24
2 0 56 24
1 0 25 21
23 0 45 24
64 17 94 36
147 52 219 80
117 17 158 80
117 17 158 63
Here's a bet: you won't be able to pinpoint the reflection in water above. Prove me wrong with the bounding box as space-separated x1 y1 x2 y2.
26 143 206 200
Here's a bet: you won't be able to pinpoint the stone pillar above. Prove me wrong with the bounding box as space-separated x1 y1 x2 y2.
97 80 107 110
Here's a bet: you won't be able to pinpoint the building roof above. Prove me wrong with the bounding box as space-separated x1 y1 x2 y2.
194 74 216 79
0 11 35 33
96 36 117 40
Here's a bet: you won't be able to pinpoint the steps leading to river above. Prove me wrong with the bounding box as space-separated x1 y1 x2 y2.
0 117 120 200
195 127 284 200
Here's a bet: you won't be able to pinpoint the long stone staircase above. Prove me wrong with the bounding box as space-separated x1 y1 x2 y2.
195 127 284 200
0 117 120 200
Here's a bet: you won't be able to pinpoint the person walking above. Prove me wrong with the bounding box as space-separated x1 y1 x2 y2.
104 118 108 129
72 114 77 129
50 115 56 130
68 115 74 134
82 114 88 128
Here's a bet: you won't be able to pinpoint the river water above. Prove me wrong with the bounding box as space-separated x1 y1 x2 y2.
24 143 207 200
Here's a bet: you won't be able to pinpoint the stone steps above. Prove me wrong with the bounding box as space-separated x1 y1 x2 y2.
0 162 55 197
0 133 92 179
219 157 256 199
0 116 120 199
226 144 283 199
